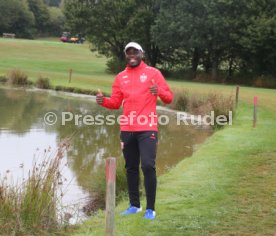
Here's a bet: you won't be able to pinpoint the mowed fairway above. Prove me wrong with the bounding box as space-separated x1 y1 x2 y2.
1 38 275 112
0 38 114 92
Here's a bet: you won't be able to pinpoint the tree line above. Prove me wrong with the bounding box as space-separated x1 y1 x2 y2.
1 0 275 84
0 0 64 38
64 0 276 85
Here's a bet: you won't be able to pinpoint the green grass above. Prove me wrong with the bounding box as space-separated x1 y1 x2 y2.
0 38 114 92
1 38 275 235
0 38 275 109
70 99 276 236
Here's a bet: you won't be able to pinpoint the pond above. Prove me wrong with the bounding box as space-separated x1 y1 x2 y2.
0 86 212 223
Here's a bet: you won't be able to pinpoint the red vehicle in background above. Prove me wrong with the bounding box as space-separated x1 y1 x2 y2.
60 32 85 44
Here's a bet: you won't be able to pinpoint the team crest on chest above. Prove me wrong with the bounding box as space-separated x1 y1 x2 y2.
140 73 148 83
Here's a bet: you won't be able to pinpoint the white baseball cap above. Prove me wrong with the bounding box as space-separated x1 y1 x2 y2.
124 42 143 52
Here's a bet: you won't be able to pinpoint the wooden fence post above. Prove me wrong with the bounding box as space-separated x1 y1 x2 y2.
253 96 258 128
236 85 240 108
69 69 73 83
105 157 116 236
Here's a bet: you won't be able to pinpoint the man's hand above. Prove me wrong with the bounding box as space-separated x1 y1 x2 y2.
96 88 104 105
149 79 158 96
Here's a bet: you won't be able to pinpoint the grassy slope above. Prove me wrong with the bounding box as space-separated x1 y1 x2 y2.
1 39 275 235
71 101 276 235
0 38 114 92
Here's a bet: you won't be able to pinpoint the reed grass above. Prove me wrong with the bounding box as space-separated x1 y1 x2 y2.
35 77 51 89
0 143 69 235
7 69 30 86
170 89 234 128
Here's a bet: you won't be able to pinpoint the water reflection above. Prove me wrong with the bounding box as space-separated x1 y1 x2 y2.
0 87 212 219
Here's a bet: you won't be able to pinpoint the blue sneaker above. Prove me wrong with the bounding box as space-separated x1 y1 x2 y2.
144 209 156 220
120 206 142 215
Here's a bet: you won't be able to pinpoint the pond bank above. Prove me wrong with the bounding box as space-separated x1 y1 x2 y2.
0 85 214 234
69 99 276 235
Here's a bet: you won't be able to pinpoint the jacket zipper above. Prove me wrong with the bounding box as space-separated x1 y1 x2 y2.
131 70 134 131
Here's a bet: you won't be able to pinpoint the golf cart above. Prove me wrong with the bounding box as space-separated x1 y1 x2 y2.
60 32 85 44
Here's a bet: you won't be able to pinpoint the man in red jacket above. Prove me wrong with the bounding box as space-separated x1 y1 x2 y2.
96 42 173 220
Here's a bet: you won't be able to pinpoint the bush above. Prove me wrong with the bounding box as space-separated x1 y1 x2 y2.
54 86 74 93
170 89 190 111
206 93 234 128
253 76 276 89
161 68 195 80
0 75 8 83
36 77 51 89
7 69 29 86
106 58 126 74
73 88 97 95
54 85 63 91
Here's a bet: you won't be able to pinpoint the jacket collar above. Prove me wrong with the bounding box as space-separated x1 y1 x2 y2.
126 61 146 72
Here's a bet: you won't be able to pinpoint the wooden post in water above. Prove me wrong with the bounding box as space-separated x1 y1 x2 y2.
235 85 240 108
105 157 116 236
253 96 258 128
68 69 73 83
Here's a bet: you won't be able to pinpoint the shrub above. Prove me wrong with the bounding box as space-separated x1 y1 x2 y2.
36 77 51 89
54 86 74 93
160 68 195 80
206 93 234 128
54 85 63 91
170 89 190 111
64 87 75 93
106 58 126 74
73 88 95 95
0 75 8 83
72 88 82 94
193 71 228 83
7 69 29 86
253 76 276 89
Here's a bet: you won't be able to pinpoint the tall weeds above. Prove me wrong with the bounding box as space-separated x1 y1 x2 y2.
7 69 30 86
35 77 51 89
0 143 69 235
170 89 234 128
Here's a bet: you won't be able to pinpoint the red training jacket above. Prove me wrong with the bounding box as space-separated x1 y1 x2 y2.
101 61 173 131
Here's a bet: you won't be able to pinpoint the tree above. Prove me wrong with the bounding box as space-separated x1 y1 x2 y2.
43 0 62 7
238 0 276 75
0 0 35 38
154 0 276 80
27 0 51 35
152 0 205 77
63 0 276 78
153 0 254 79
48 7 65 36
63 0 161 71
